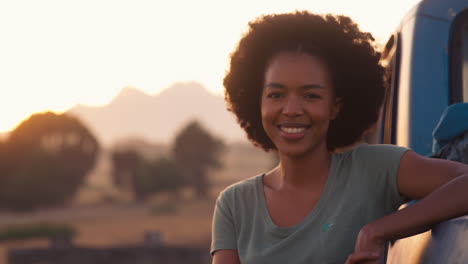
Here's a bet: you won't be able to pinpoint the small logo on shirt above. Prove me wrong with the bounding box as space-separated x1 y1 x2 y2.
321 223 334 232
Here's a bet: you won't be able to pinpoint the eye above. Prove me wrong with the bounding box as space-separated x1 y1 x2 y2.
266 92 282 99
304 93 322 99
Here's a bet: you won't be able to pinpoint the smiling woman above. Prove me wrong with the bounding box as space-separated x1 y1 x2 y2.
211 11 468 264
261 52 340 158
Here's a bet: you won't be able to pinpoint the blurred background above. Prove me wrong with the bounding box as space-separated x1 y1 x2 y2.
0 0 420 263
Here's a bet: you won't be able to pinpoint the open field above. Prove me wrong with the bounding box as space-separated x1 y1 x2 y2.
0 143 275 264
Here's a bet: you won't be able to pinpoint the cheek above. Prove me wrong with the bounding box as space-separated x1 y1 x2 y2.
308 104 334 120
260 99 272 119
260 104 271 129
260 101 277 136
318 100 338 120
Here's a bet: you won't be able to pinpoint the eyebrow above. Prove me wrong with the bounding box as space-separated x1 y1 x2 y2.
264 82 324 89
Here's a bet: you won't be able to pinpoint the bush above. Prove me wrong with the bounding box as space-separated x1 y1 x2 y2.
133 158 187 201
0 223 76 242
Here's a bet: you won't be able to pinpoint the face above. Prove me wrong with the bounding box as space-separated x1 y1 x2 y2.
261 52 340 158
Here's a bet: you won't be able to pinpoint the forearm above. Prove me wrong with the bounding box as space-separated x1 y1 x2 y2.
212 250 240 264
366 174 468 242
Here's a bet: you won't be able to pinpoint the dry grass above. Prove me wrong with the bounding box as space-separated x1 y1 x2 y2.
0 143 275 264
0 196 216 264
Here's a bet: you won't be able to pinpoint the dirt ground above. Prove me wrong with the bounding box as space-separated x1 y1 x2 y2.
0 197 215 263
0 143 275 264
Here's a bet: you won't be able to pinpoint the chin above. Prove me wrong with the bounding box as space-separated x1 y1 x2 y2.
275 139 327 159
277 146 312 159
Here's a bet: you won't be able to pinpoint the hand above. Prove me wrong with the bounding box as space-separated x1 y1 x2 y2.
345 224 386 264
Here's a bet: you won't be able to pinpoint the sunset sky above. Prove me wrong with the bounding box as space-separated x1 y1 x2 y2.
0 0 421 133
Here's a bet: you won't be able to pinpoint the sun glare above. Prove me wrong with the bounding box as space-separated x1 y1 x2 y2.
0 0 421 134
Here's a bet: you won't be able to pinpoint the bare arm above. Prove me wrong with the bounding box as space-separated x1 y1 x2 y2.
212 250 241 264
346 151 468 263
368 152 468 238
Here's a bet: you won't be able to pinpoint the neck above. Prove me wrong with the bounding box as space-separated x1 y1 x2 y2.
271 145 332 191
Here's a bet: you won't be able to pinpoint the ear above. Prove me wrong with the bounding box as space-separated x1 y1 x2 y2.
331 97 342 120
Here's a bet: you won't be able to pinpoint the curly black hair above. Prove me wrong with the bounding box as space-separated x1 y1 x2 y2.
224 11 385 151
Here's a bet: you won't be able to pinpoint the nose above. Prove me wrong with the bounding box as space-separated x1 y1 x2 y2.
282 95 303 117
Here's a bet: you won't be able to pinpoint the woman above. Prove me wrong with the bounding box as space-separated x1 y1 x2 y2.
211 12 468 264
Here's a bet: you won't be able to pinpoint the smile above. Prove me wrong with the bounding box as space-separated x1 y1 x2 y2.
280 127 306 134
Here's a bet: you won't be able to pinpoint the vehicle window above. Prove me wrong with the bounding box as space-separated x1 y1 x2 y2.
378 34 401 144
463 23 468 102
450 9 468 103
362 36 394 144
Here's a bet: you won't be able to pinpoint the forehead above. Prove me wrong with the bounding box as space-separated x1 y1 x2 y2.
264 52 332 86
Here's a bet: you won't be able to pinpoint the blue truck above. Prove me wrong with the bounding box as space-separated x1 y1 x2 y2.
375 0 468 262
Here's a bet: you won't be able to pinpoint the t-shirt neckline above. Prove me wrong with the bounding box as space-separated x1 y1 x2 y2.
255 154 337 237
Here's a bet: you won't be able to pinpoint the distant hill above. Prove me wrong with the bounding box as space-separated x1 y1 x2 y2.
68 82 246 146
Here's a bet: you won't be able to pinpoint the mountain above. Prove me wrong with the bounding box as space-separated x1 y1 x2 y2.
68 82 246 146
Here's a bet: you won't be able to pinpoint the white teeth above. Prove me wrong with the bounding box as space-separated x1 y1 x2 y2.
281 127 306 134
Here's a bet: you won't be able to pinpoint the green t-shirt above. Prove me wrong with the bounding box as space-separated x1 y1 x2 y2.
211 144 410 264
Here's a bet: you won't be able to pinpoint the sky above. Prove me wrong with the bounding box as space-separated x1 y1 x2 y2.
0 0 421 133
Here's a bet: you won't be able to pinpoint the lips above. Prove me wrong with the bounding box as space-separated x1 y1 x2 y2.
280 127 306 134
277 123 310 139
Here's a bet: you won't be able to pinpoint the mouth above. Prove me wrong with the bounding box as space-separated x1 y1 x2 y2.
279 126 307 134
277 123 310 139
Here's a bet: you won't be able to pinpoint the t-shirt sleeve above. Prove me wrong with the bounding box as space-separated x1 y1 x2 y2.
356 144 411 209
210 189 237 255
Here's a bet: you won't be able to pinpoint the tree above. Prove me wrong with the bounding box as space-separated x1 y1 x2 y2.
0 112 99 211
111 149 142 191
111 149 187 201
173 121 224 198
0 140 7 176
133 157 186 201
